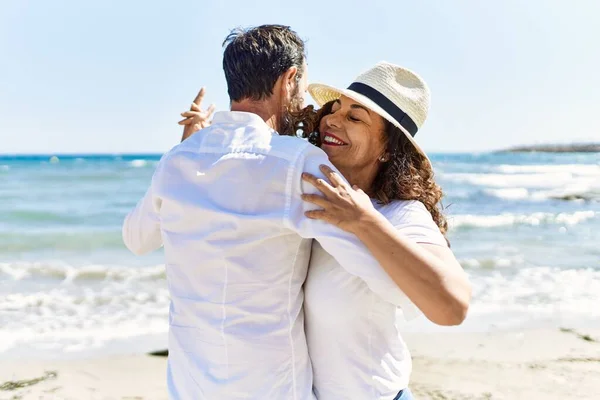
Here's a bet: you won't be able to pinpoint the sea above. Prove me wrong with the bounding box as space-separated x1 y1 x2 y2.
1 152 599 359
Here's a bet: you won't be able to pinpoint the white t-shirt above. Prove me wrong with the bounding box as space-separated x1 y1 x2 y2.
304 200 448 400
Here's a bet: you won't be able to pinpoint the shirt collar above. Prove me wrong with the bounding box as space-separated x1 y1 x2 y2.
212 111 277 135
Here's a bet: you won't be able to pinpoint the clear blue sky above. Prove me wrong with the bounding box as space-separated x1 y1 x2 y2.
1 0 598 154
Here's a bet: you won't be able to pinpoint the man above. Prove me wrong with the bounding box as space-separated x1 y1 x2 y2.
123 25 409 399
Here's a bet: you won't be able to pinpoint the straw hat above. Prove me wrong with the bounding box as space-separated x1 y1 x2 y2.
308 61 431 160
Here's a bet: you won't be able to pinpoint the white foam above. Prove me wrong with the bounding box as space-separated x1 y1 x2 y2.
129 159 148 168
537 183 600 201
443 172 579 189
495 164 600 176
442 162 600 195
449 211 598 228
469 266 600 318
0 262 169 356
483 188 530 200
0 261 166 282
481 185 600 202
2 260 599 356
460 255 525 269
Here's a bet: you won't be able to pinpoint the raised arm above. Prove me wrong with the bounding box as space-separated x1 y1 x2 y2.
301 163 471 326
286 144 421 318
178 87 216 142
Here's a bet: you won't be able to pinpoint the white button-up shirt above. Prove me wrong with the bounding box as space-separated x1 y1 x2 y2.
122 111 415 400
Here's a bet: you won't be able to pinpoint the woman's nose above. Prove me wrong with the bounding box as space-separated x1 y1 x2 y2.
325 113 341 129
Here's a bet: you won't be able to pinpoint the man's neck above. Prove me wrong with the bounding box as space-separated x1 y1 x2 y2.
230 100 280 132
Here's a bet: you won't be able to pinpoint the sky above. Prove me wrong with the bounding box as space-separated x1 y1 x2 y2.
1 0 599 154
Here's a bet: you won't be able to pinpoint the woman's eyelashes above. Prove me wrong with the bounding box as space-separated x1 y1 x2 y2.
329 104 364 123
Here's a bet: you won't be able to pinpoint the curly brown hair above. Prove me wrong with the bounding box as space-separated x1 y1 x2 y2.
292 101 448 236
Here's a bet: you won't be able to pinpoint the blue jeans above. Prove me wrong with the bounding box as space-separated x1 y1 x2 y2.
393 388 414 400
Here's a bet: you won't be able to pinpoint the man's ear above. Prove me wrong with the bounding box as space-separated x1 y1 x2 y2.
280 66 298 99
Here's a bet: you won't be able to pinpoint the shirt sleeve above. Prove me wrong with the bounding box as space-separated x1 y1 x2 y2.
122 158 165 256
285 144 419 318
384 200 448 248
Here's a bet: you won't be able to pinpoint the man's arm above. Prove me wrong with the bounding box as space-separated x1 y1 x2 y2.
122 169 163 256
285 144 420 318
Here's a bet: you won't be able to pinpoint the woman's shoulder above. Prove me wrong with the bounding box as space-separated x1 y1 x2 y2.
375 199 429 223
375 199 447 247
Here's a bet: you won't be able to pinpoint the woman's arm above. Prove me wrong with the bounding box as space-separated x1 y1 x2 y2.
288 144 423 313
302 164 471 326
178 87 216 142
353 212 470 325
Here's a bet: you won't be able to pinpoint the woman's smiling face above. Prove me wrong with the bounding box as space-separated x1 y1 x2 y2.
318 95 387 181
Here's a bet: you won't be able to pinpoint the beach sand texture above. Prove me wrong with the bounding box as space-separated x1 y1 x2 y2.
2 328 599 400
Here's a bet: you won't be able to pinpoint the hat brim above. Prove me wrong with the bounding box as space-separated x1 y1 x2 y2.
308 83 430 163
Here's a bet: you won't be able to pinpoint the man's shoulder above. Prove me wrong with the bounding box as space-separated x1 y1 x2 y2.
270 136 329 163
266 135 313 160
159 126 328 169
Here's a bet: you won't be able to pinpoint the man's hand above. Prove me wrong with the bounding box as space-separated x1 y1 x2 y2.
178 87 216 142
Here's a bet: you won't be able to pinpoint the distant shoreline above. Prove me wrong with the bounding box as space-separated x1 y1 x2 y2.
498 143 600 153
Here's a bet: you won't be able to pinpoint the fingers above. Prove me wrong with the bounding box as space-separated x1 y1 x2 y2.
180 111 202 118
351 184 365 193
190 102 201 112
319 164 345 187
304 209 329 221
301 172 335 195
206 104 216 118
178 118 193 125
301 194 329 208
181 108 214 119
192 87 205 106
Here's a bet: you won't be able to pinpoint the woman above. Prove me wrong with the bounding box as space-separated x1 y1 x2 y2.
179 62 471 400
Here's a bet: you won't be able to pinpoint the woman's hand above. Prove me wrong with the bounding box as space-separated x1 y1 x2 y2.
301 164 380 234
178 87 216 142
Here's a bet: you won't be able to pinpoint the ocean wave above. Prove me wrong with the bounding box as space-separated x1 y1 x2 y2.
129 159 148 168
0 261 166 282
441 162 600 204
494 164 600 176
460 255 526 269
469 266 600 317
0 231 126 253
3 262 599 355
483 188 530 200
449 211 598 229
442 171 592 189
0 262 169 355
482 186 600 202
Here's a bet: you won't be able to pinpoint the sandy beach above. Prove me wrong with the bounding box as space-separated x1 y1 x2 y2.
2 327 599 400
